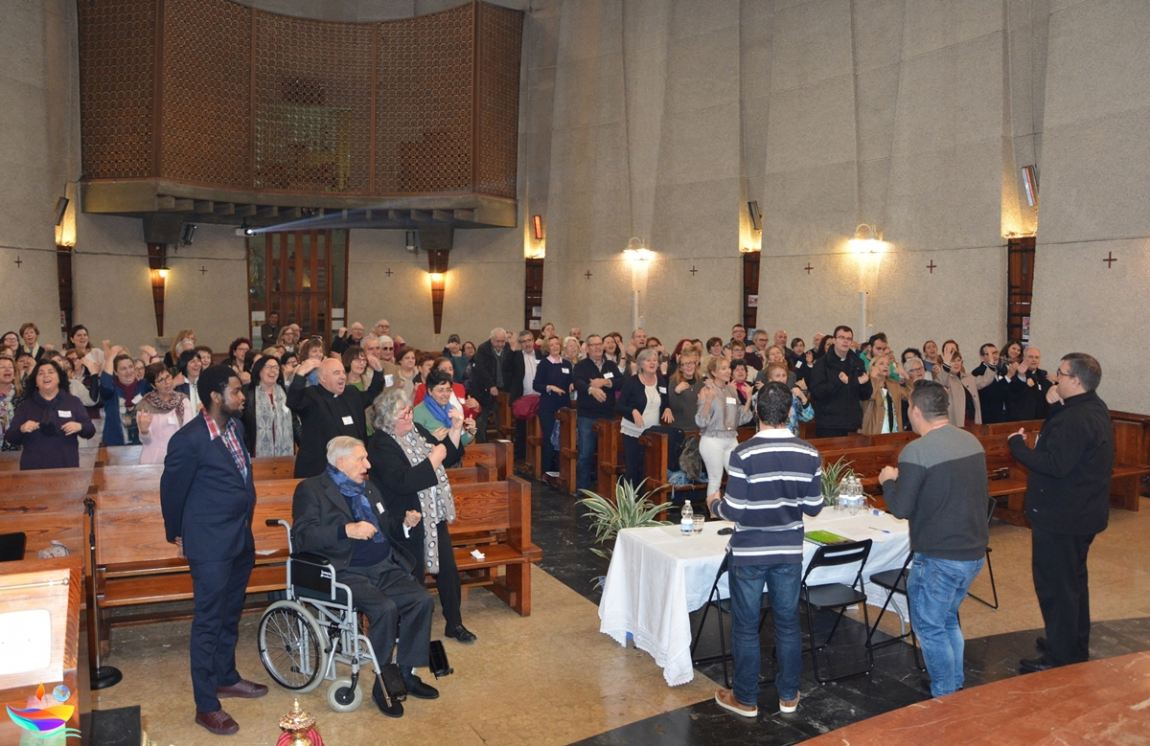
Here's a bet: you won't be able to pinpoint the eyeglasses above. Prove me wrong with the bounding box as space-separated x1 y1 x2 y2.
1056 368 1074 378
381 346 394 351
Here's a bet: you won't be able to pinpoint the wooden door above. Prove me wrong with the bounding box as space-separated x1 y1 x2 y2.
264 231 333 338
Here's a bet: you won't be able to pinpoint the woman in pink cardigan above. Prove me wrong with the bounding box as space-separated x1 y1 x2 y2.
137 362 190 464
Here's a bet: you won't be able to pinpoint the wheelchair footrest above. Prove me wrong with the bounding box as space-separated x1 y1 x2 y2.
429 640 453 679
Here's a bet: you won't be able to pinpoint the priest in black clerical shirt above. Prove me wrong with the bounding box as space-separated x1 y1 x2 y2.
287 356 385 477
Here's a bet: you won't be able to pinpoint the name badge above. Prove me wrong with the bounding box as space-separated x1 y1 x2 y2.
168 412 179 425
376 501 385 514
57 410 72 418
604 372 614 379
725 397 737 405
384 375 394 387
131 394 143 405
341 415 354 426
561 368 570 374
658 386 667 394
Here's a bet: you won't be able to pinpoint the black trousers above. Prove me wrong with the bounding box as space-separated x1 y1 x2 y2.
814 425 853 437
188 551 254 713
341 556 434 670
539 409 559 473
1032 527 1096 665
428 520 463 629
622 434 645 490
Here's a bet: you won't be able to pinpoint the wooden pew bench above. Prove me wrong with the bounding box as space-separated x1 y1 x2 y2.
459 439 511 481
556 407 578 495
595 418 625 499
442 476 541 616
89 466 299 654
0 467 91 560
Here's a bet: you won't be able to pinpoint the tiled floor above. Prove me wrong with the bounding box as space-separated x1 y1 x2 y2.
88 481 1150 744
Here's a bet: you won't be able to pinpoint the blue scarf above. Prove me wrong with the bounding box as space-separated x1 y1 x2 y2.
422 395 453 429
326 465 385 544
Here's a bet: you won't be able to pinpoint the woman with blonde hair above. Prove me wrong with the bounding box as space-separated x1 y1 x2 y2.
164 329 196 370
696 356 753 497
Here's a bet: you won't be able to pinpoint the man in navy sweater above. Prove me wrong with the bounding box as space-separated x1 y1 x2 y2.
706 382 824 719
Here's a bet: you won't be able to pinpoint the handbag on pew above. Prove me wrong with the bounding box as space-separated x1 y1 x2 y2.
511 394 540 420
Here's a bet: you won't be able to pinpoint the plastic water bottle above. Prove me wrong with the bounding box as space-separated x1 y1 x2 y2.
680 501 694 536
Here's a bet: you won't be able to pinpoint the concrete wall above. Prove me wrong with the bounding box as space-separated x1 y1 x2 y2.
2 0 1148 408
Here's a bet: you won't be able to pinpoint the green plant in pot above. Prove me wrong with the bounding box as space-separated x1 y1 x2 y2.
578 478 671 589
820 456 856 507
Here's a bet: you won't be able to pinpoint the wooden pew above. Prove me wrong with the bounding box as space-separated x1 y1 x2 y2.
89 467 298 645
250 456 297 480
525 415 542 479
0 467 91 561
557 407 578 494
818 444 902 502
495 391 515 441
459 440 511 481
595 418 625 499
95 444 144 466
446 477 540 615
979 433 1032 526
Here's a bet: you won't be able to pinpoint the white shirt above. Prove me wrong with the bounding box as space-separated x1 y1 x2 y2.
522 350 539 396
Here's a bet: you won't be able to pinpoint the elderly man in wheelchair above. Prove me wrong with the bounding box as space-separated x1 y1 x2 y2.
261 435 438 719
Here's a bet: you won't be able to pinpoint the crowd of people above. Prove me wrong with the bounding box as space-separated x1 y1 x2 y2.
0 313 1109 733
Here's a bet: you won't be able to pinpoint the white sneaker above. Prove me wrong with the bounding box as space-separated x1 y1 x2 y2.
779 692 800 714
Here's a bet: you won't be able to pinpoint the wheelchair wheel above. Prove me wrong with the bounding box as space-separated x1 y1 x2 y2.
326 678 363 713
258 600 327 693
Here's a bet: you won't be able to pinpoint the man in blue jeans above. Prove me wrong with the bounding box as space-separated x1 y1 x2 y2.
880 380 989 697
572 335 621 491
706 382 824 718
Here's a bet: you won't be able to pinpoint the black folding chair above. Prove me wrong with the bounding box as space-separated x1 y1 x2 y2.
689 552 771 688
865 552 924 669
966 497 999 609
801 539 873 684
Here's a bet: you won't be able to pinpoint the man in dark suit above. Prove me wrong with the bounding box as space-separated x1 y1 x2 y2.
467 327 511 442
292 436 437 718
160 365 266 736
288 356 385 477
508 329 541 460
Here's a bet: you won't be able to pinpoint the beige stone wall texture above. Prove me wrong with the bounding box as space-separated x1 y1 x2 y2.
2 0 1147 408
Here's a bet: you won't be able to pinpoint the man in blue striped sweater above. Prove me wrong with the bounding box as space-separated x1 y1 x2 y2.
706 381 824 719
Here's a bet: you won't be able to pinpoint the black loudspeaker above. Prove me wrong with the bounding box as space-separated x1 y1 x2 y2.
418 226 454 252
747 201 762 231
142 214 185 245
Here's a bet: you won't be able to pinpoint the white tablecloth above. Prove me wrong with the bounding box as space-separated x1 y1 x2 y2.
597 509 910 686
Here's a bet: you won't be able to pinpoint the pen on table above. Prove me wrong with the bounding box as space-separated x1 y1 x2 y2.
867 526 892 534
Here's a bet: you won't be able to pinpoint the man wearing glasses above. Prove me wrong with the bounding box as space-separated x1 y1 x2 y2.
809 324 872 436
1009 353 1113 673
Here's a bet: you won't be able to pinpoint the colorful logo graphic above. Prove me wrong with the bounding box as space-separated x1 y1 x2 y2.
5 682 80 740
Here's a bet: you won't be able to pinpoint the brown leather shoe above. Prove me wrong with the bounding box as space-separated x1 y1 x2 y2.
195 709 239 735
216 679 268 699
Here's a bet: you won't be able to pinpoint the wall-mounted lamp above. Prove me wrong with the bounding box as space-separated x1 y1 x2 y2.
848 223 886 254
623 236 654 263
1020 165 1039 208
157 266 171 281
747 201 762 232
531 214 544 241
427 250 449 335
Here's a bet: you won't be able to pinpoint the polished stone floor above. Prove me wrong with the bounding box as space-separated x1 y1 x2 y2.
88 479 1150 744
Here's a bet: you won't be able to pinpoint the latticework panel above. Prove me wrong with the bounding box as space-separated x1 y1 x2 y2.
77 0 157 179
252 12 375 194
376 4 475 195
159 0 251 188
476 3 523 199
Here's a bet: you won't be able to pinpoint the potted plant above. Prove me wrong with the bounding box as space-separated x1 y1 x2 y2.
578 478 670 588
819 456 856 507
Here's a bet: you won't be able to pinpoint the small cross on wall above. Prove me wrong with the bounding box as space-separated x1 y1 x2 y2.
584 270 593 280
689 265 699 276
198 265 208 276
385 267 394 277
927 260 937 274
13 256 23 269
1103 251 1118 268
803 263 813 274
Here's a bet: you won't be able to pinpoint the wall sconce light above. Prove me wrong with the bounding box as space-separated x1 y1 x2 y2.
622 236 653 263
747 201 762 232
848 223 886 254
531 214 544 241
157 266 171 281
1020 165 1039 207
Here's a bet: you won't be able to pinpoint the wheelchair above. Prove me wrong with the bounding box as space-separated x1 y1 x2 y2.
257 518 387 713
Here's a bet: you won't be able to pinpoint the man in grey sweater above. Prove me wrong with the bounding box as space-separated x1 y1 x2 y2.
879 380 989 697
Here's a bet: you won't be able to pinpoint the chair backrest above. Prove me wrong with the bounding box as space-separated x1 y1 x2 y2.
802 539 873 588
